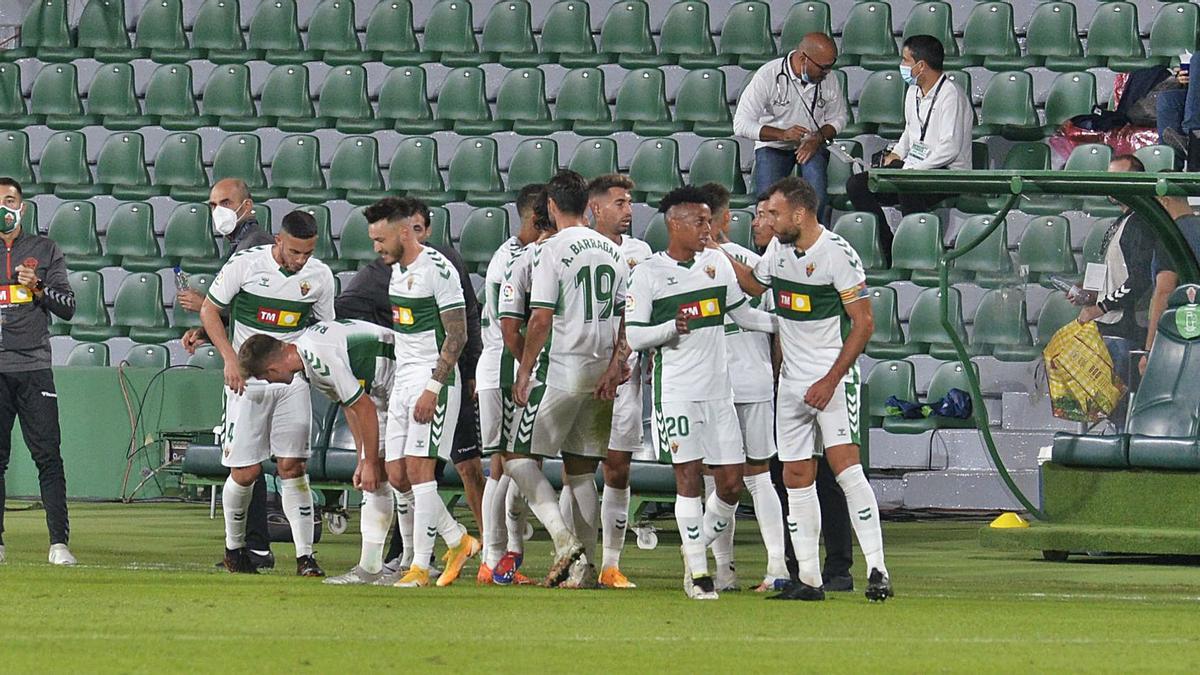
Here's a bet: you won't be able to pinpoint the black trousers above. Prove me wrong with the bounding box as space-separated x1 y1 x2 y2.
245 474 271 552
0 369 69 545
771 454 854 581
845 169 950 265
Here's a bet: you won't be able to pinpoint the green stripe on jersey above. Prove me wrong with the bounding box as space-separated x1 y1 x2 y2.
389 294 445 334
770 277 844 322
229 290 316 333
346 335 394 385
648 286 729 331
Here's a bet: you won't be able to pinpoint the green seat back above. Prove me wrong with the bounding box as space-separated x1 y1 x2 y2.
66 342 111 367
687 139 745 197
378 66 434 122
460 208 511 273
927 360 979 403
20 0 72 50
124 343 170 368
953 215 1011 275
364 0 419 54
540 1 595 57
447 137 504 194
173 273 213 328
188 346 225 369
554 68 610 124
105 203 160 258
96 132 151 190
1148 3 1199 59
261 65 314 120
1084 2 1143 60
296 205 338 261
865 359 917 420
962 2 1019 59
1036 293 1079 346
1044 72 1097 128
841 2 895 61
113 273 169 329
424 0 478 56
1025 2 1083 59
136 0 188 50
825 139 863 202
971 288 1033 349
780 2 831 51
719 1 774 63
1134 145 1176 173
496 68 551 124
47 202 102 257
856 70 906 127
979 71 1037 127
77 0 130 52
0 64 26 118
1003 142 1051 170
832 212 887 271
628 138 682 197
727 210 754 250
192 0 246 52
507 138 558 191
328 136 384 192
39 131 93 187
67 271 110 327
891 212 941 274
675 69 730 125
153 132 207 190
30 63 83 116
1081 220 1110 268
87 64 141 117
614 68 672 125
248 0 304 52
212 134 268 190
319 65 372 121
659 1 715 60
481 0 537 56
201 64 255 118
271 135 325 190
901 2 958 57
428 207 451 248
867 286 905 346
568 138 618 179
908 287 966 347
1126 286 1200 449
338 208 376 264
436 67 491 124
642 212 667 252
1019 216 1076 277
1065 143 1113 171
145 64 198 118
387 137 443 192
163 203 219 259
598 0 656 58
0 131 35 186
308 0 361 53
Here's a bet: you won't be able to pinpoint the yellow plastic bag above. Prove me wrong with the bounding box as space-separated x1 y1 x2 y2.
1043 320 1127 423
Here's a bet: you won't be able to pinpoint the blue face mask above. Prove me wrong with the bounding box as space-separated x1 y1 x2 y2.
900 64 917 86
799 59 811 86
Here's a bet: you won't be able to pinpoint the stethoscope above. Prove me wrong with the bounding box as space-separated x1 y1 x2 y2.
771 51 825 115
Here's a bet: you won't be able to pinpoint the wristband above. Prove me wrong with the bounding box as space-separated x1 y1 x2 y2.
425 379 443 395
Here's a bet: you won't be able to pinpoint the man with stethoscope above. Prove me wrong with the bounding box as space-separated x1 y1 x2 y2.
733 32 847 222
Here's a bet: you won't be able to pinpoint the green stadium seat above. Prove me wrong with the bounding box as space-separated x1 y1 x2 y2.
308 0 367 65
173 273 213 329
12 0 74 61
675 69 732 137
114 272 178 343
0 64 38 129
365 0 425 66
973 71 1040 141
906 287 967 359
188 346 225 369
892 213 955 287
164 202 222 273
865 287 916 360
871 1 958 71
97 132 161 201
853 70 906 138
201 64 262 132
1135 145 1177 173
75 0 139 62
824 139 862 211
437 67 504 135
962 1 1030 70
459 208 511 274
1080 220 1110 270
248 204 273 238
295 205 351 272
1018 216 1077 287
555 68 614 135
481 0 541 67
31 63 96 130
687 139 748 208
1009 2 1082 71
958 142 1052 214
123 343 170 368
47 201 114 270
1035 293 1078 348
66 271 119 341
135 0 194 62
40 131 103 199
884 361 980 433
543 1 599 67
424 0 480 66
0 131 41 192
144 64 210 131
320 65 385 134
248 0 314 64
86 64 152 130
614 68 683 136
1079 2 1144 72
337 207 376 267
448 137 507 207
386 136 447 204
628 138 683 203
260 65 316 134
497 68 565 135
943 69 971 103
727 210 754 250
211 134 271 197
659 1 723 68
952 215 1016 288
642 212 667 252
329 136 387 206
839 2 896 69
865 359 918 426
192 0 259 63
972 288 1038 361
378 66 447 134
152 132 209 202
832 212 902 285
779 2 831 54
66 342 111 367
426 208 452 248
598 0 665 69
270 135 334 203
1042 72 1097 134
568 138 619 180
1114 2 1199 71
106 202 170 272
507 138 559 192
16 201 37 235
718 1 774 70
1023 144 1113 215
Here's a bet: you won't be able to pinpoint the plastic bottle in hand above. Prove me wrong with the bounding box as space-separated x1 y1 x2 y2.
1047 274 1095 306
173 265 190 291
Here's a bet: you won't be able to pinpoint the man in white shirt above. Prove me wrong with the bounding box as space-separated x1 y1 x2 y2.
734 32 848 221
846 34 974 261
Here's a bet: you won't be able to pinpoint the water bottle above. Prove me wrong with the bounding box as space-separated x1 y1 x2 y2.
173 265 190 291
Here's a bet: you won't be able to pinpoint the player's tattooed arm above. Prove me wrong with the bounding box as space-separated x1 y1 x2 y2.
432 306 468 384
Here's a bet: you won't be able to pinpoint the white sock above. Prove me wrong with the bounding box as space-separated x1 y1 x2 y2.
411 481 443 569
675 495 708 577
836 464 887 577
504 478 528 555
559 479 575 530
359 486 394 574
482 476 507 568
506 458 577 554
745 472 788 579
600 484 630 570
704 491 737 569
786 485 823 588
566 472 599 564
703 474 716 501
221 477 252 550
393 487 415 568
279 476 315 557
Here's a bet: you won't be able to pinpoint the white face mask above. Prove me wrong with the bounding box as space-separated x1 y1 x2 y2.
211 201 246 236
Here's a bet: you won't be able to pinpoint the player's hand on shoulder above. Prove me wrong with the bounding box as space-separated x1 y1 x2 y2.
181 328 208 354
803 375 837 411
223 360 246 395
675 308 691 335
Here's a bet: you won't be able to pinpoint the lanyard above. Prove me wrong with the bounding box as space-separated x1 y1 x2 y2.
915 75 947 143
777 53 822 127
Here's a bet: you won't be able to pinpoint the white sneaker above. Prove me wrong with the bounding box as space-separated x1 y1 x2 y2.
323 565 384 585
686 575 719 600
560 556 598 589
715 562 739 592
48 543 76 566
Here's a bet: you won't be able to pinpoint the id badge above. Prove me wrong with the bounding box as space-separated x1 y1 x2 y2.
909 141 930 161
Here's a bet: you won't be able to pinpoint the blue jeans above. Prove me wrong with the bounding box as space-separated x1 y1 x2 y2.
753 146 829 220
1156 52 1200 139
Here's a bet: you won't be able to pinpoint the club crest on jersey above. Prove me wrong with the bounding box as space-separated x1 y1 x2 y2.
670 441 679 453
704 265 716 279
777 291 811 312
299 281 311 296
805 262 816 277
679 297 720 320
258 307 302 327
392 306 414 325
406 276 415 290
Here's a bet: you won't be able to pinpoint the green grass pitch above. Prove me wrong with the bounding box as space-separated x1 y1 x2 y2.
2 503 1199 672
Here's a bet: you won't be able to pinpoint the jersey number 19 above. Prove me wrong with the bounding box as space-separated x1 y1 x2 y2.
575 264 616 322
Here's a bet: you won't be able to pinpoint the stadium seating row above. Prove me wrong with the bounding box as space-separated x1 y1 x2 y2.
9 0 1196 73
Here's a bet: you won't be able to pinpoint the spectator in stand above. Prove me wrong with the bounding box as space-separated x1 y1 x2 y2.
1157 52 1200 164
1140 192 1200 374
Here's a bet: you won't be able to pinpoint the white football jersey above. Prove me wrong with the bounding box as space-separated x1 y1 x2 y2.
615 234 654 375
626 249 746 403
388 246 466 383
529 226 629 393
752 229 868 386
296 319 396 406
721 241 775 403
207 244 335 349
498 241 535 323
478 236 526 391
